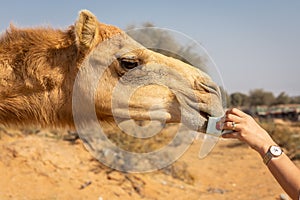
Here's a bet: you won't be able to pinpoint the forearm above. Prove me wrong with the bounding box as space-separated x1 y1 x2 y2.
259 147 300 200
222 108 300 199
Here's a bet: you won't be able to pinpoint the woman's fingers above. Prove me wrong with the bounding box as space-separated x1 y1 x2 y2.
222 121 240 131
225 113 241 123
222 131 240 139
226 108 246 118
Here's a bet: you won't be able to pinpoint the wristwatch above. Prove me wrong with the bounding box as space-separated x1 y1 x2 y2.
263 145 283 165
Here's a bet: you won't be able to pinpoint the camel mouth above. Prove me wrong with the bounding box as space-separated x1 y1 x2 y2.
109 79 223 133
112 107 172 123
110 100 215 133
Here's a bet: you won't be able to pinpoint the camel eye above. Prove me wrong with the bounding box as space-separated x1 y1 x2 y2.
119 58 139 70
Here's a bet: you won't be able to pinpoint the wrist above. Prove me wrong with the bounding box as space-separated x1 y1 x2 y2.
257 141 278 158
255 130 277 157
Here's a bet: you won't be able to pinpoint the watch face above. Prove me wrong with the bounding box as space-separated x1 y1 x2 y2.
270 146 282 156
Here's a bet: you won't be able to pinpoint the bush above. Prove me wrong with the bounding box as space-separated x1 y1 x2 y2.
261 121 300 160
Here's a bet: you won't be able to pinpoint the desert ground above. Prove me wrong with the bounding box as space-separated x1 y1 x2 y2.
0 121 298 200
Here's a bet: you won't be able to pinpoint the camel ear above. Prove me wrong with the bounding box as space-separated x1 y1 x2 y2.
75 10 99 49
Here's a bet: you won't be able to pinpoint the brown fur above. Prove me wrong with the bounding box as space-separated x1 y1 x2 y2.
0 10 223 129
0 11 116 126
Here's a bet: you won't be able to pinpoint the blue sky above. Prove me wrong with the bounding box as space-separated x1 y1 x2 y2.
1 1 299 96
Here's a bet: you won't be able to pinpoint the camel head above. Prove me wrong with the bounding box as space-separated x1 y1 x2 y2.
0 10 224 133
72 10 224 132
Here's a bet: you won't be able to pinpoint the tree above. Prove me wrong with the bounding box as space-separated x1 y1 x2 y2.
230 92 249 107
273 92 290 105
290 96 300 104
249 89 275 106
125 23 207 72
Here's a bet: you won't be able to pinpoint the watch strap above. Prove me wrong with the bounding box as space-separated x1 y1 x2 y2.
263 151 273 165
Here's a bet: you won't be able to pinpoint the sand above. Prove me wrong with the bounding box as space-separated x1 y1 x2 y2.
0 127 294 200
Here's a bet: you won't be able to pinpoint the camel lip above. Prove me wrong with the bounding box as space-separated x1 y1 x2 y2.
199 111 210 120
196 111 211 132
110 105 218 132
111 108 172 123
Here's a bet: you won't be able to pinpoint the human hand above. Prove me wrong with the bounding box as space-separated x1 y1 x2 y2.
220 108 277 156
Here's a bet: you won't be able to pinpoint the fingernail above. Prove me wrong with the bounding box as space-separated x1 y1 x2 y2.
216 121 223 130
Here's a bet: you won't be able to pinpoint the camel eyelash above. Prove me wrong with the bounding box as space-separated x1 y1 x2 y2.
118 58 140 70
